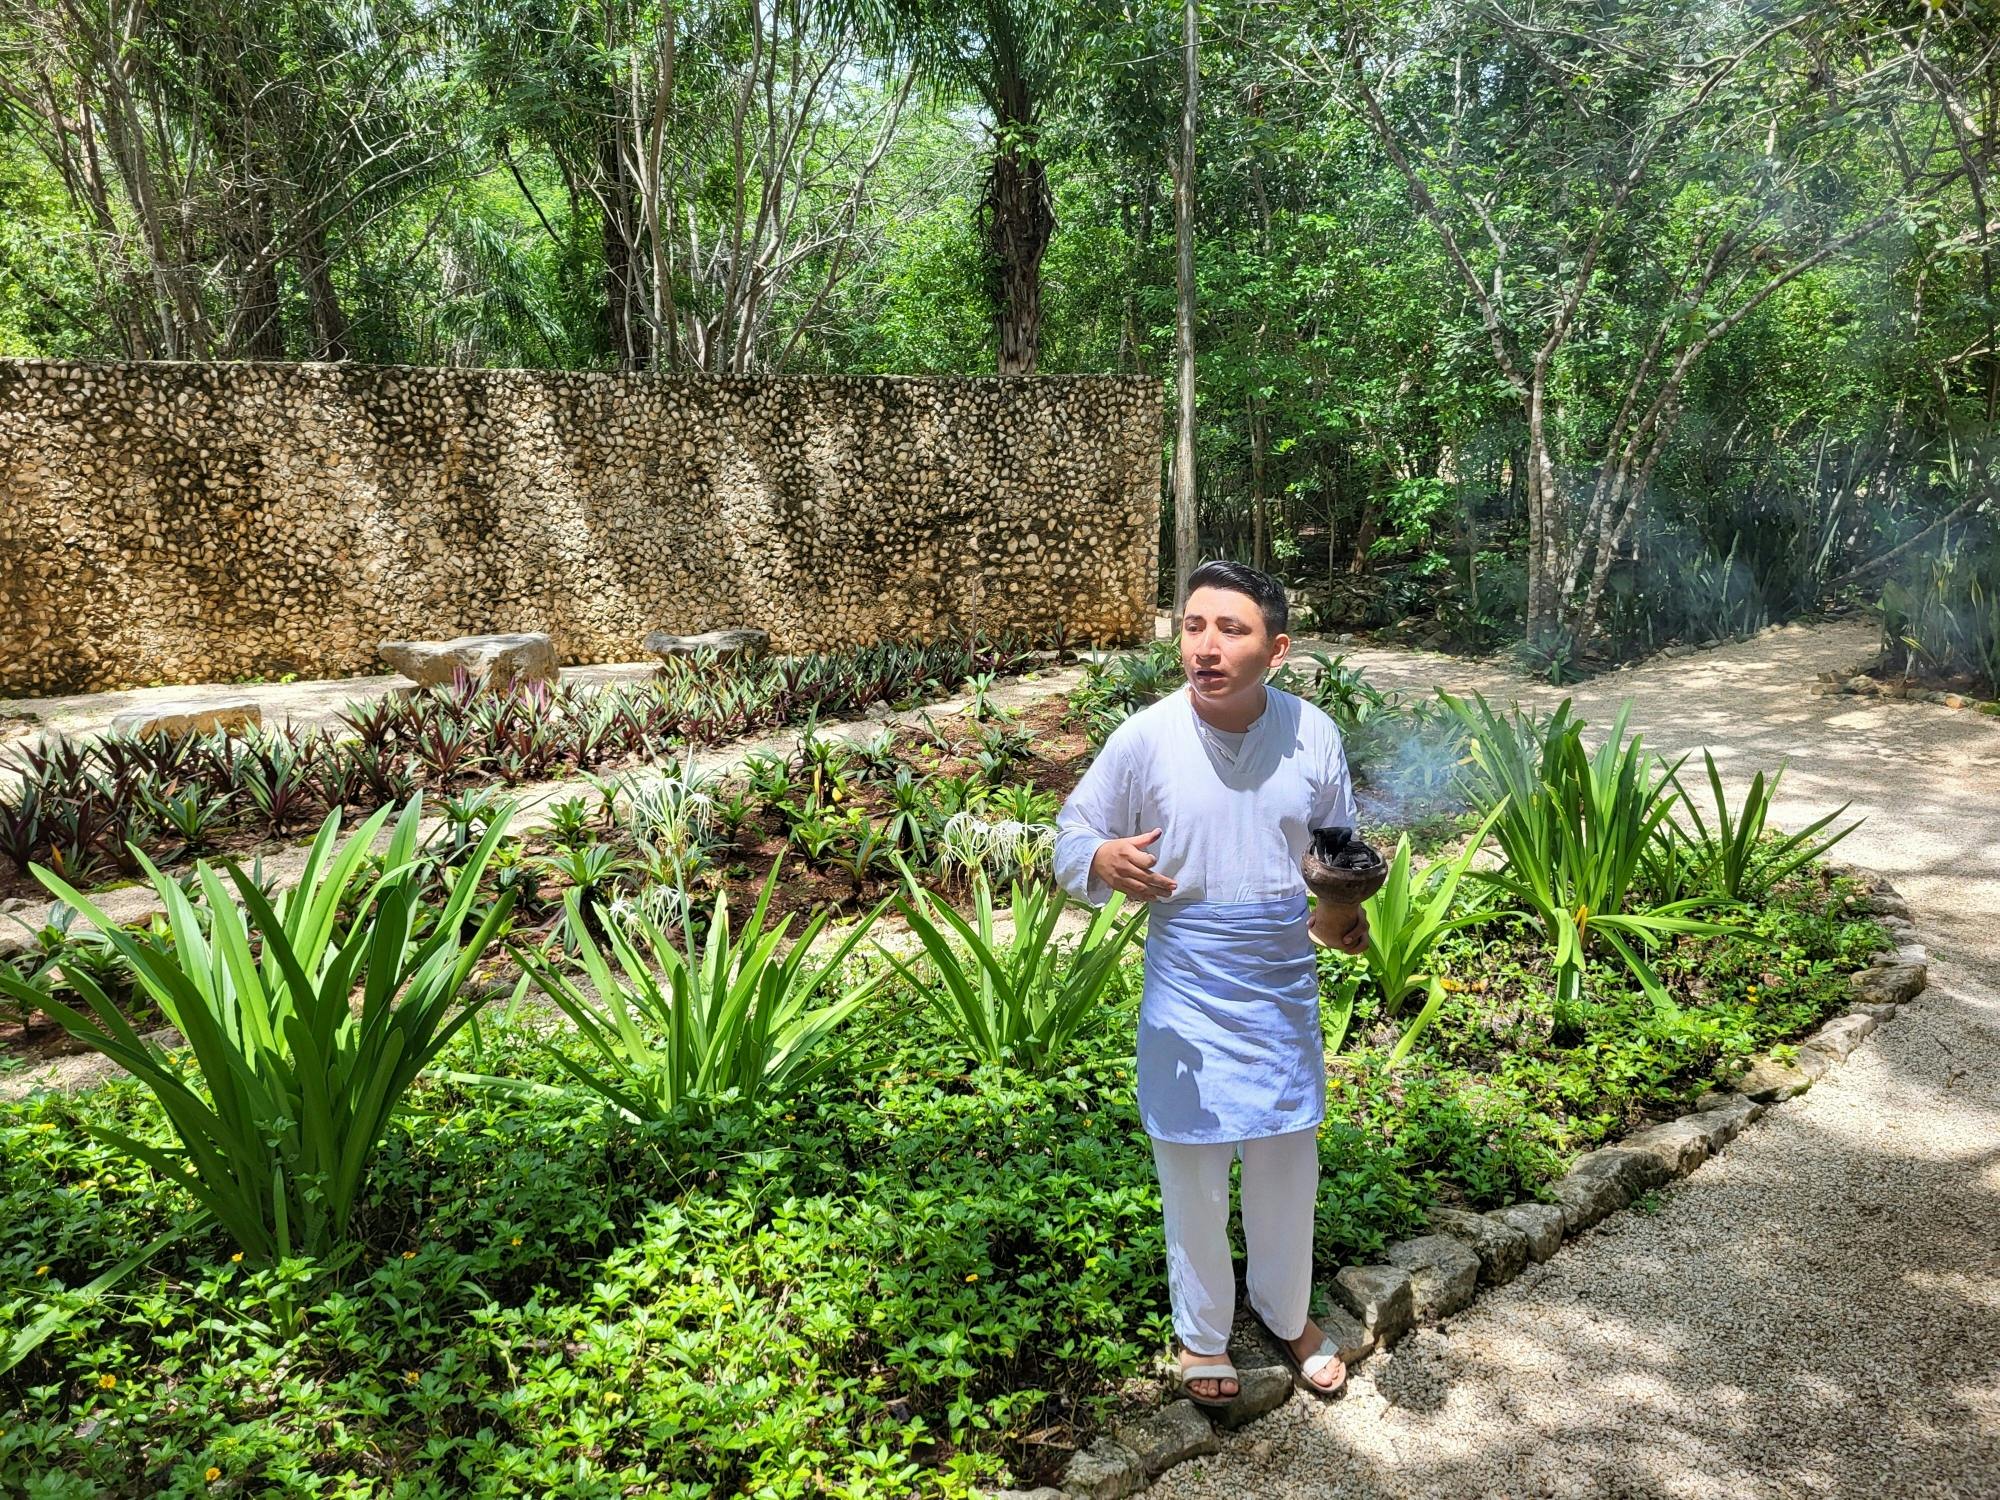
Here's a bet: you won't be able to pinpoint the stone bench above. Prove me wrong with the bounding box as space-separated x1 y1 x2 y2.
378 632 557 690
109 697 262 740
642 628 769 665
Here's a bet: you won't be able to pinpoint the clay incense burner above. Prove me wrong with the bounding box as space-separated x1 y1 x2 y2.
1301 826 1388 908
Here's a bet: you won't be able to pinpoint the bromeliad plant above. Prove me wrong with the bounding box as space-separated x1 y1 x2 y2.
1445 692 1731 1007
881 865 1147 1074
495 860 889 1123
0 796 516 1269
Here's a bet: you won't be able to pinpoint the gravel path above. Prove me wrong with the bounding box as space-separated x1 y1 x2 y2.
1159 616 2000 1500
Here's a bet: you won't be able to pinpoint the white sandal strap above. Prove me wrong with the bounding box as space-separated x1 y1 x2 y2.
1298 1338 1344 1381
1180 1361 1237 1381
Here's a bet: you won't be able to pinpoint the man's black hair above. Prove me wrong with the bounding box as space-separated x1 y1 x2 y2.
1184 558 1288 638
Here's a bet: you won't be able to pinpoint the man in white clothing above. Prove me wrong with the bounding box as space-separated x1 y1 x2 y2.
1053 560 1368 1404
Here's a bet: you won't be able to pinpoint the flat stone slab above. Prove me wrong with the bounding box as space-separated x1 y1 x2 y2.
1551 1147 1669 1232
379 632 556 689
1331 1264 1415 1349
108 697 261 739
1852 962 1928 1006
643 627 769 663
1429 1207 1530 1285
1486 1202 1566 1263
1807 1011 1879 1060
1385 1234 1481 1322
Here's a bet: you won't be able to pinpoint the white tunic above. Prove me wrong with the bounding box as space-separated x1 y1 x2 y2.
1053 683 1361 1143
1053 684 1360 913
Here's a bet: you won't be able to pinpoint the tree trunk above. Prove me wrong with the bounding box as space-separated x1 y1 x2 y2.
299 224 349 361
1170 0 1199 614
599 129 645 370
981 104 1054 377
1249 393 1268 572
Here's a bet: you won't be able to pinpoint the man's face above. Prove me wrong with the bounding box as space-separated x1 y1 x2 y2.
1180 585 1289 704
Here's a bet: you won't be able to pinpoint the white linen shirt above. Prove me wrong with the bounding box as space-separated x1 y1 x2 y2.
1053 683 1360 910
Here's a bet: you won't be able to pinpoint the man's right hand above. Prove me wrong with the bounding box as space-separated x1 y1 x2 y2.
1090 827 1178 902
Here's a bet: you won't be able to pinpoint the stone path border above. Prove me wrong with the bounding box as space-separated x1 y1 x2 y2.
979 864 1925 1500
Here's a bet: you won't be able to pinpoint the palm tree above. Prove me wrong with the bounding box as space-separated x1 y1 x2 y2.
865 0 1071 374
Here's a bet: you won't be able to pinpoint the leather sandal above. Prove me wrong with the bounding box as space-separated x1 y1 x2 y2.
1257 1317 1348 1398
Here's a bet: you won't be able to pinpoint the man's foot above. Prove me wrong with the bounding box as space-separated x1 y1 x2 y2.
1175 1346 1239 1402
1285 1318 1347 1393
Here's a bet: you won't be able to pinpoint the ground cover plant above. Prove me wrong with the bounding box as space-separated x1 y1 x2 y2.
0 664 1893 1495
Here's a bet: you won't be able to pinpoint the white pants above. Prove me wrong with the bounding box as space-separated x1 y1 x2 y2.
1150 1127 1319 1356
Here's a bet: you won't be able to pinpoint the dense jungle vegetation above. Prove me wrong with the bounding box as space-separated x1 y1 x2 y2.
1 0 1994 679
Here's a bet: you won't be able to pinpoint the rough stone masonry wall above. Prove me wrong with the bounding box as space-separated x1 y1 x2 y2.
0 362 1161 696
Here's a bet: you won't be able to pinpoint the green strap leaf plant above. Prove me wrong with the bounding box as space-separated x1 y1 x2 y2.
1667 750 1860 902
879 860 1147 1074
486 858 889 1123
1442 691 1735 1011
0 795 516 1282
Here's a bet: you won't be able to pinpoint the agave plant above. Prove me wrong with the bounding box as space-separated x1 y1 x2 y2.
490 861 889 1123
880 868 1146 1073
0 797 516 1268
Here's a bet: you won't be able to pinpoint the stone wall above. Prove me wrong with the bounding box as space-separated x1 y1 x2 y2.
0 362 1160 696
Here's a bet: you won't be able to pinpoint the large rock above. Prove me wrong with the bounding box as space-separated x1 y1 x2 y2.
1113 1401 1218 1477
1485 1203 1566 1263
108 697 261 740
1733 1053 1817 1103
1851 962 1927 1006
1313 1303 1375 1365
1385 1235 1481 1322
1856 888 1912 920
643 627 769 664
1550 1147 1669 1232
1215 1361 1294 1430
1684 1095 1763 1154
1428 1207 1530 1285
1060 1437 1145 1500
1331 1264 1415 1350
379 633 556 689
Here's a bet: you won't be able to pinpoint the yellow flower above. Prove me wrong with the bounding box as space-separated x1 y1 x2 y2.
230 1252 243 1264
403 1370 421 1384
34 1265 48 1277
510 1236 522 1247
97 1373 117 1390
206 1467 222 1483
36 1122 56 1132
401 1250 416 1260
965 1273 979 1283
603 1391 623 1406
